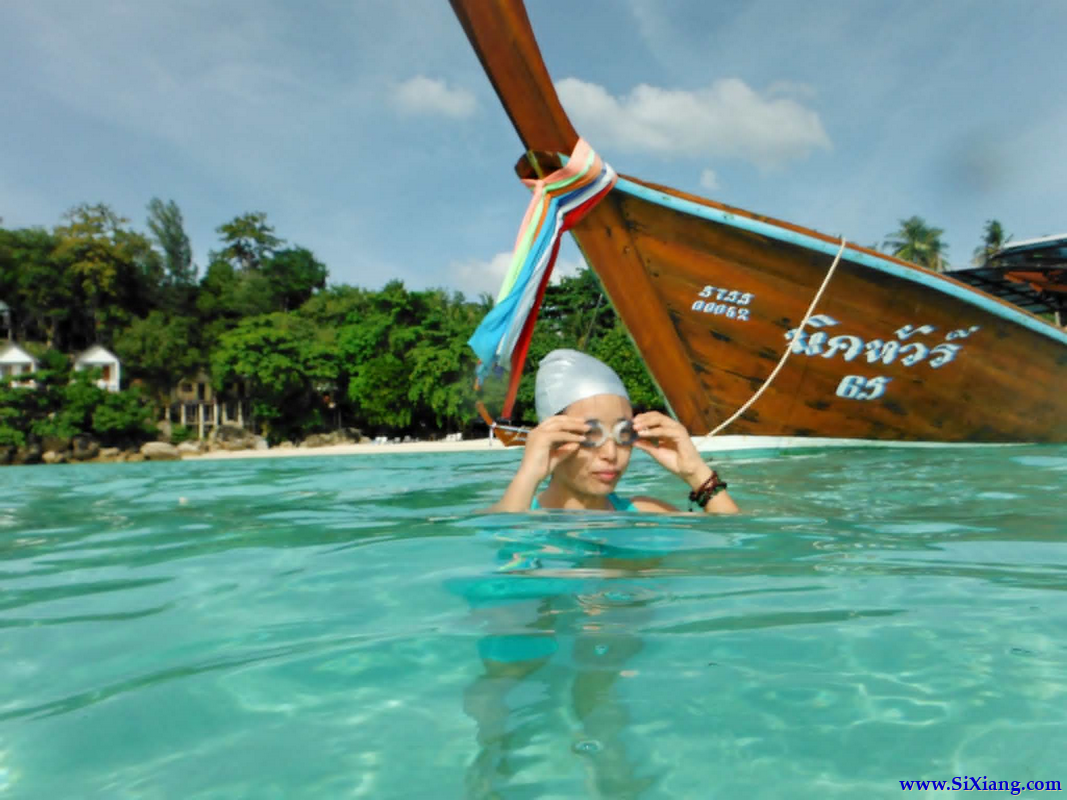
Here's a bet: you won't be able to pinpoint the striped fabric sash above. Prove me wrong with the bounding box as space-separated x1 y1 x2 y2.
467 138 617 418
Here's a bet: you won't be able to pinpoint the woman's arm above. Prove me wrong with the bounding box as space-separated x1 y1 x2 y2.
489 464 545 512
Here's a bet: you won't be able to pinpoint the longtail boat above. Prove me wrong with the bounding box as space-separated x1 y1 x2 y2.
454 0 1067 445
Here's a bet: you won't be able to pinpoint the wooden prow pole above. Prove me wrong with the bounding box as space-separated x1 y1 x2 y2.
449 0 714 431
449 0 577 154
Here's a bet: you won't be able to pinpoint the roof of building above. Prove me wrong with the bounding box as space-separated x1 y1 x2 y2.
0 341 39 363
74 344 120 364
946 233 1067 316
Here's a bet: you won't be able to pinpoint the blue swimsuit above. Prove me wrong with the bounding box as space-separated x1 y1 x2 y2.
530 492 637 511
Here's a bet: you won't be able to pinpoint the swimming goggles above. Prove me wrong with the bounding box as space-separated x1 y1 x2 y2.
581 419 637 448
475 402 637 449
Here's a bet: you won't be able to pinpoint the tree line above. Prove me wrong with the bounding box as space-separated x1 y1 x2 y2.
0 200 660 447
880 216 1011 271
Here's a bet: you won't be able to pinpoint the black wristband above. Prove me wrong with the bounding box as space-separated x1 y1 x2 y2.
688 470 727 510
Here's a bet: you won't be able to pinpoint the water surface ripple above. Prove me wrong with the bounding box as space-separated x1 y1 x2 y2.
1 445 1065 798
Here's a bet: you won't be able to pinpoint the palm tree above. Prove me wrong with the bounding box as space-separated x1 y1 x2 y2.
883 216 949 271
972 219 1012 266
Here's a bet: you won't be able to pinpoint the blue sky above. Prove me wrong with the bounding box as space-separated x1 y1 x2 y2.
2 0 1064 298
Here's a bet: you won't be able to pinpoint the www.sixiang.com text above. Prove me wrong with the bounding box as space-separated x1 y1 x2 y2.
900 777 1062 795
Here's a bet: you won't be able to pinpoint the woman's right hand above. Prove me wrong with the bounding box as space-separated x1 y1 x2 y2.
517 415 590 483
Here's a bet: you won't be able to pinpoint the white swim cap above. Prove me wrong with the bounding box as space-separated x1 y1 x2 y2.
535 349 629 421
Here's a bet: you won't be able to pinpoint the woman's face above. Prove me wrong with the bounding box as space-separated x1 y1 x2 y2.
552 393 634 497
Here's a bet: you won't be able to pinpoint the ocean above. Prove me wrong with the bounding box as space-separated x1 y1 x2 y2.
1 445 1065 799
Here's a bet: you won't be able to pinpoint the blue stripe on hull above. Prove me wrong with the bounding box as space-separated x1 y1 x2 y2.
614 178 1067 347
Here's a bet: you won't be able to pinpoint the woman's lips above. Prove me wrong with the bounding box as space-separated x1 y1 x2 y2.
592 471 619 483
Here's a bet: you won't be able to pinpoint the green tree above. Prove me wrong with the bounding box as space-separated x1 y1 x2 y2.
339 281 417 429
883 216 948 271
91 385 156 441
591 321 662 410
214 212 282 273
539 267 609 345
972 219 1012 266
0 349 59 444
196 259 275 346
0 227 75 346
262 246 328 311
113 311 203 400
53 203 161 343
198 214 311 341
404 289 482 430
39 370 107 441
0 372 37 446
212 312 339 440
297 284 371 327
147 198 195 284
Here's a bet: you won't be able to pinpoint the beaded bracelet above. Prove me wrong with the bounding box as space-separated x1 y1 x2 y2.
688 470 728 510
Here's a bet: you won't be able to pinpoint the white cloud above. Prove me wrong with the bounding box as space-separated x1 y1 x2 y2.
449 251 513 298
699 169 720 192
447 251 587 298
556 77 831 171
550 257 586 284
392 75 476 119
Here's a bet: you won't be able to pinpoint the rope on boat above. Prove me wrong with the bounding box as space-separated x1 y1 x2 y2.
706 237 849 438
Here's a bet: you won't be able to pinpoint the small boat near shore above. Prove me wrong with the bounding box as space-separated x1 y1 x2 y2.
454 0 1067 444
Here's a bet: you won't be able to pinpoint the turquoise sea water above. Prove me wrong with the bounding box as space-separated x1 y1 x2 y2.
1 445 1065 799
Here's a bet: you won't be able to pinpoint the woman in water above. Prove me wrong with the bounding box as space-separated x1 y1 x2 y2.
492 349 739 513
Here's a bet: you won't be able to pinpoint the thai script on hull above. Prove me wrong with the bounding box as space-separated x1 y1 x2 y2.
783 315 979 369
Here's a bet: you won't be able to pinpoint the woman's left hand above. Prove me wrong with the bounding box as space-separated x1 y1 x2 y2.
632 411 711 490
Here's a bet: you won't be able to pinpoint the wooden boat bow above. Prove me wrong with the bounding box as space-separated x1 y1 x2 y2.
450 0 715 431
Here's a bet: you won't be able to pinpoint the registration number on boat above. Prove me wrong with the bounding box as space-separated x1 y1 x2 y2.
692 286 754 321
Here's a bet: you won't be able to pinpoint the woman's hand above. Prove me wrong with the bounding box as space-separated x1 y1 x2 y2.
488 416 589 512
517 415 590 483
633 411 739 513
632 411 711 490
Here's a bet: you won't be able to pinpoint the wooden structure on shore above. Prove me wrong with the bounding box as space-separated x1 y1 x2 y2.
451 0 1067 443
165 372 252 440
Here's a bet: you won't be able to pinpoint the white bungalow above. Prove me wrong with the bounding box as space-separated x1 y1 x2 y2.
0 342 39 388
74 344 121 392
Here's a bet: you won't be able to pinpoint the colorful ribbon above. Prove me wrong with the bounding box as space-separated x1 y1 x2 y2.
468 139 617 418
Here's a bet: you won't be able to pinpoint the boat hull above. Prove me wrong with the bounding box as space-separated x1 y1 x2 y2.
593 180 1067 442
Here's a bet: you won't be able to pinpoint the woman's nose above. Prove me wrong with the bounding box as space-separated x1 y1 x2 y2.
599 437 618 459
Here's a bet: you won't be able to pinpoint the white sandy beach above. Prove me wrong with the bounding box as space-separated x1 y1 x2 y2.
186 436 509 460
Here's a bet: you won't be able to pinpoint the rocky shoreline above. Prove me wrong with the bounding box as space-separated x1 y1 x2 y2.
0 424 459 466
